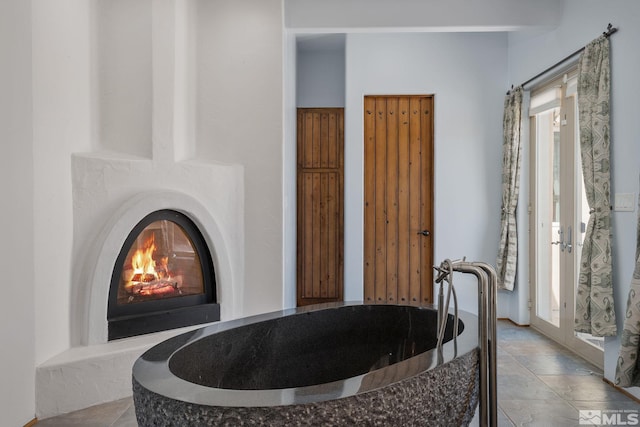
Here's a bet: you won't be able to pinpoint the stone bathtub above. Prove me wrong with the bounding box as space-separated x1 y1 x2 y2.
132 302 479 426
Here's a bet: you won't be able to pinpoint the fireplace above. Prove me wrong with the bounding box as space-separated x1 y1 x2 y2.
107 209 220 340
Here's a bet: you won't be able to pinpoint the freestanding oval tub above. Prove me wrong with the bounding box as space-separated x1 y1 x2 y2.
132 302 479 426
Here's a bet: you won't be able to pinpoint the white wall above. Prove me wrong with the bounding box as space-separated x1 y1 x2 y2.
284 32 298 309
0 1 35 424
297 41 345 107
507 0 640 398
194 0 284 316
95 0 153 157
343 32 508 315
285 0 561 31
32 0 94 366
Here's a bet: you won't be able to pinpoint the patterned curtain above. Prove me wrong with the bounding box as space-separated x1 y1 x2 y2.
574 35 617 337
615 190 640 387
496 87 523 291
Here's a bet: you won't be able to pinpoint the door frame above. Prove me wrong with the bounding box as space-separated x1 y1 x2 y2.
528 75 603 368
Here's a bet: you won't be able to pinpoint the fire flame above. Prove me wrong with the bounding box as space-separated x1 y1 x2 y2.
131 235 158 279
126 235 177 296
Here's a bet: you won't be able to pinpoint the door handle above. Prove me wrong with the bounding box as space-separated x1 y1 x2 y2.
566 225 572 253
551 226 565 252
417 230 430 237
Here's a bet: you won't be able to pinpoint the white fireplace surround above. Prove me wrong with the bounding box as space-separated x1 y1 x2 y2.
69 153 245 347
36 152 244 418
80 189 236 345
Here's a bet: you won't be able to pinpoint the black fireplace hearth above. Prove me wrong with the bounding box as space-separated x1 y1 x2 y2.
107 209 219 340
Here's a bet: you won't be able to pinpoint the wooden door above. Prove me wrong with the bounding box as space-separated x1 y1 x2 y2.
297 108 344 306
364 96 433 305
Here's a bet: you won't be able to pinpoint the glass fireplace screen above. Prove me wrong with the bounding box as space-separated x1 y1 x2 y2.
116 218 205 305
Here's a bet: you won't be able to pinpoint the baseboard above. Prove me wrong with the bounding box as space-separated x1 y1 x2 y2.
23 418 37 427
497 317 530 327
602 377 640 404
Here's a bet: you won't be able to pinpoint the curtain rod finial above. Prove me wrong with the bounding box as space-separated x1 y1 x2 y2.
604 23 618 37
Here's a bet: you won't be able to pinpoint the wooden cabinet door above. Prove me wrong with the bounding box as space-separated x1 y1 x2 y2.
296 108 344 306
364 96 434 305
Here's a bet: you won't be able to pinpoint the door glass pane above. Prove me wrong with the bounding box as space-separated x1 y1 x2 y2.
536 107 561 327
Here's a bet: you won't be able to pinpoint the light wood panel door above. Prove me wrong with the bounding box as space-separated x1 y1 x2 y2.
364 96 433 305
297 108 344 307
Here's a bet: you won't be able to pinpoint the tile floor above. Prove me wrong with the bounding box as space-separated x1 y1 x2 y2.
37 320 639 426
474 321 639 426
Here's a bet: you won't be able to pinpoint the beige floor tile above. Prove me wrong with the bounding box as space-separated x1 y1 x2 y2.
538 374 634 402
499 399 580 426
37 397 133 426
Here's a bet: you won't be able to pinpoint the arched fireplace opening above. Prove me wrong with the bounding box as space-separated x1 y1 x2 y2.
107 209 219 340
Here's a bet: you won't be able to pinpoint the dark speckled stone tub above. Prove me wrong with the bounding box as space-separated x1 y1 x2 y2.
132 302 479 426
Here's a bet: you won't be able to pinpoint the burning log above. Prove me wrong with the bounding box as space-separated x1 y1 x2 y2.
127 275 184 297
136 280 179 296
131 273 157 283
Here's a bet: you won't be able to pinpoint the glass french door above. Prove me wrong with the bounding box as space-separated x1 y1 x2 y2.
530 74 604 368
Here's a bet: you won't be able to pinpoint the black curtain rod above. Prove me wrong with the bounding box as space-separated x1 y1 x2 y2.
507 23 618 95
